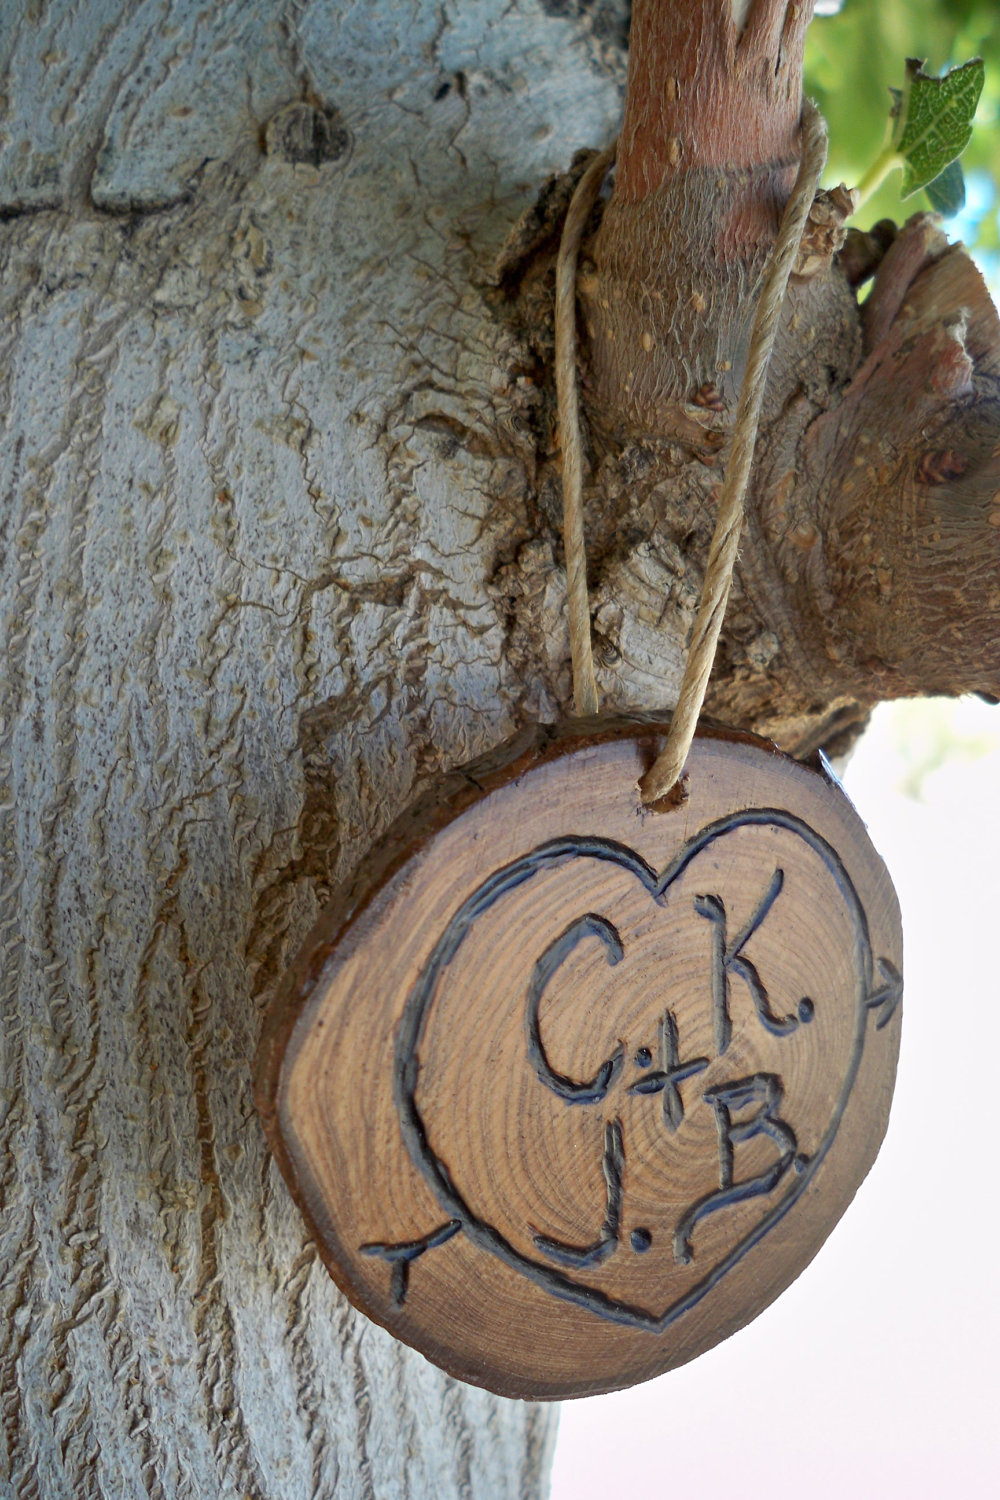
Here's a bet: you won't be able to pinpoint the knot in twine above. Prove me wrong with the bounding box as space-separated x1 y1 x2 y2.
554 101 828 805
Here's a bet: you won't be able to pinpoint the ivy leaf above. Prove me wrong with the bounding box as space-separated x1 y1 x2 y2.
924 157 966 217
892 57 985 200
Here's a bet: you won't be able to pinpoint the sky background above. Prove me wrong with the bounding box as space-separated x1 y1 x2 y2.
550 695 1000 1497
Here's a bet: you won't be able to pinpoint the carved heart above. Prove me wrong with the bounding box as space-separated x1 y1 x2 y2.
396 809 887 1330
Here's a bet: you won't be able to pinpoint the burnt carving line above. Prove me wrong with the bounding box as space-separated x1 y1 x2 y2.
360 1219 462 1307
382 807 894 1332
627 1008 708 1131
533 1117 624 1268
867 957 903 1029
526 913 624 1104
673 1073 801 1264
694 869 805 1053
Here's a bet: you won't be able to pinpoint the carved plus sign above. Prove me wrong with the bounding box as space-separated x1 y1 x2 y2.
627 1009 709 1130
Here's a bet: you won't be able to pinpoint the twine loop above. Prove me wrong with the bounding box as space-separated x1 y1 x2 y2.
554 101 828 804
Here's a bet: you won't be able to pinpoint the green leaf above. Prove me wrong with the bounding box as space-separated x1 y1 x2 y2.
892 56 985 200
924 157 966 216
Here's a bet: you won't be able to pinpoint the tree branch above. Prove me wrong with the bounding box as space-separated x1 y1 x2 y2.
552 0 1000 752
581 0 819 435
616 0 816 198
797 220 1000 700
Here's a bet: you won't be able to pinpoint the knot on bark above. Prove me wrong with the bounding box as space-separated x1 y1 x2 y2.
264 101 352 169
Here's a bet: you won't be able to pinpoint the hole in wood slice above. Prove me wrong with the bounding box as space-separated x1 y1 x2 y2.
255 714 902 1400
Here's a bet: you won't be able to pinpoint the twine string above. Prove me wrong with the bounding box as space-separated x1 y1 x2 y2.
554 101 827 800
554 143 617 717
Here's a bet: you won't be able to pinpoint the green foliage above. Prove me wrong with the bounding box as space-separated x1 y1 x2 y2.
924 156 966 215
804 0 999 246
884 698 1000 800
853 57 984 211
895 57 983 197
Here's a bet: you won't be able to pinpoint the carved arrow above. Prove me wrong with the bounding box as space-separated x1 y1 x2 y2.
866 958 903 1030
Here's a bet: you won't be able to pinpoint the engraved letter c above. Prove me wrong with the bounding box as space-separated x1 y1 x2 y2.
525 913 625 1104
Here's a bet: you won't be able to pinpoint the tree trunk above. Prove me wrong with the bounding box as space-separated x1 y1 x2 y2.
0 2 631 1492
2 0 998 1493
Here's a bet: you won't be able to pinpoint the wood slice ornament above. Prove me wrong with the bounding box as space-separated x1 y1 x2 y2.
256 715 902 1399
258 104 902 1400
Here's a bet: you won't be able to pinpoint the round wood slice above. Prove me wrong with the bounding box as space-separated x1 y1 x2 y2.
256 715 902 1400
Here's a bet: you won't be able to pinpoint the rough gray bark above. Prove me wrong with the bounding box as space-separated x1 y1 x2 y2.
0 1 633 1493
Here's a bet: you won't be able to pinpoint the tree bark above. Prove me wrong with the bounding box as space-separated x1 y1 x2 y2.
2 0 998 1493
0 2 631 1493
